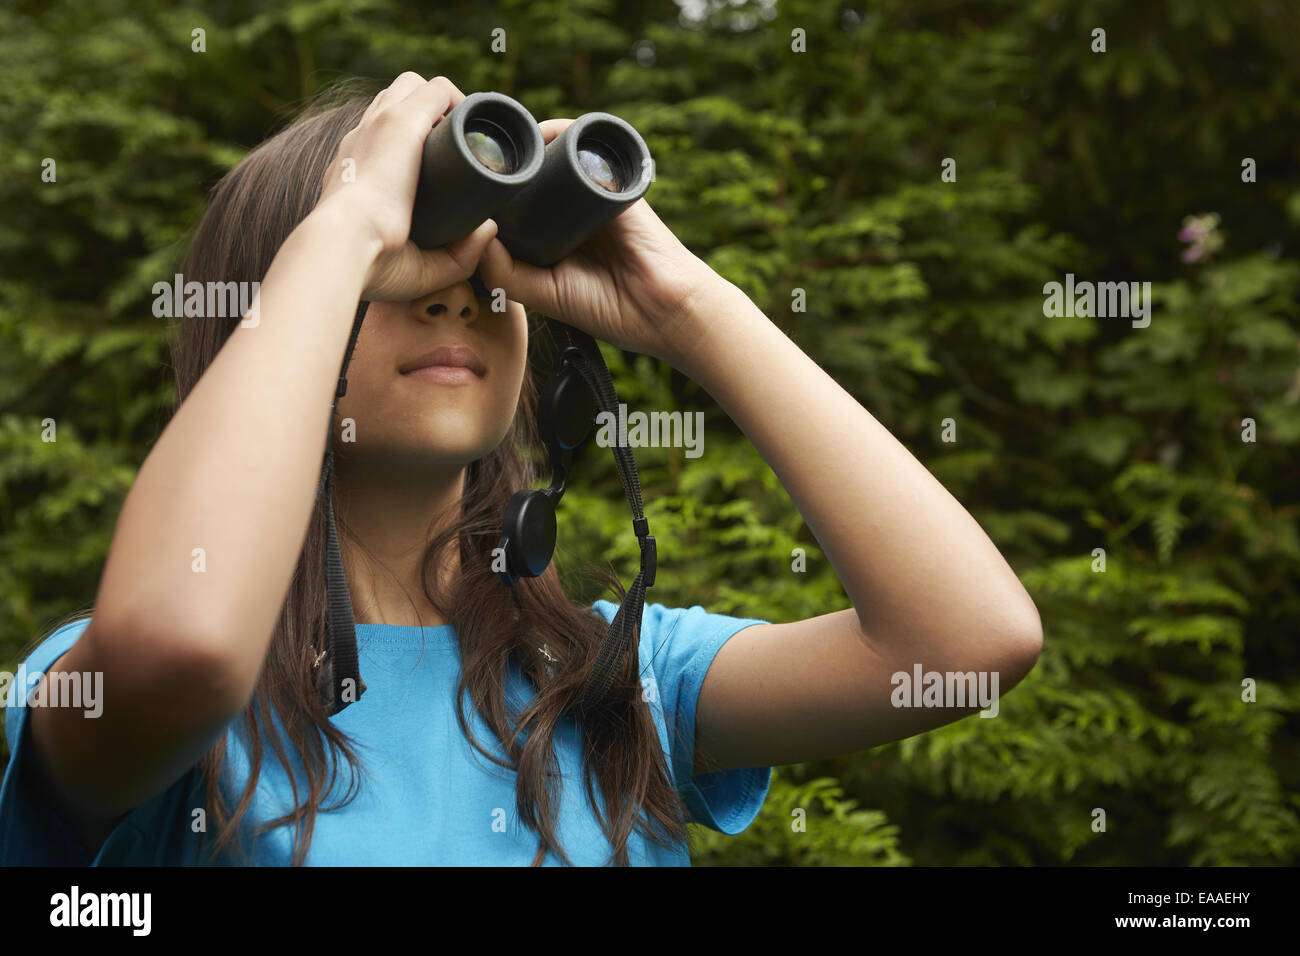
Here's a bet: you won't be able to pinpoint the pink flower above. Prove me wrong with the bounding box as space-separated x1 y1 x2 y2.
1178 213 1222 264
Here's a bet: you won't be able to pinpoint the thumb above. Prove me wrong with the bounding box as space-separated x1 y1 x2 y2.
478 236 562 315
435 217 499 277
401 218 499 299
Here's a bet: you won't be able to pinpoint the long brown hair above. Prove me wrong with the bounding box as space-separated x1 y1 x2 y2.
135 77 691 865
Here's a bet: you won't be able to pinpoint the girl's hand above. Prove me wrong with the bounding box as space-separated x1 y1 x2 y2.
314 72 499 302
477 118 724 364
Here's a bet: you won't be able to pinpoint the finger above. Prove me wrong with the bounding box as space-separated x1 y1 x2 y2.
419 218 500 290
354 74 425 138
347 78 399 139
385 71 428 101
357 94 383 127
478 236 561 316
537 118 576 146
398 75 467 123
433 76 468 115
358 85 392 126
365 73 425 123
376 77 464 153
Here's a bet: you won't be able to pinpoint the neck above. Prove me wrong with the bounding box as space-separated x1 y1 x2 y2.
331 454 466 627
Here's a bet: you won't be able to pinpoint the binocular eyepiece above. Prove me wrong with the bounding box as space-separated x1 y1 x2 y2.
409 91 654 268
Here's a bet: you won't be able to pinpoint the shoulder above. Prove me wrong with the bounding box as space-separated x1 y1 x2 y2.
590 599 767 646
589 598 773 834
590 598 770 727
3 618 92 728
1 617 96 863
590 599 769 683
2 616 203 865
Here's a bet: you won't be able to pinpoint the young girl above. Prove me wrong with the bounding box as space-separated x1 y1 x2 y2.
0 73 1043 866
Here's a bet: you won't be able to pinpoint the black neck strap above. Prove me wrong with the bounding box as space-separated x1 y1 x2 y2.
314 300 368 715
540 316 655 718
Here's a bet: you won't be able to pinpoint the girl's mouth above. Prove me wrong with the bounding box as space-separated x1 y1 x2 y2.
403 365 481 385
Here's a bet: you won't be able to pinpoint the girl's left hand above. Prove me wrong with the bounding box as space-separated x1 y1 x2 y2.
477 118 724 365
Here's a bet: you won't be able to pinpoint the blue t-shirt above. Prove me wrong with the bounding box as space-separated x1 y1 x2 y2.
1 600 771 865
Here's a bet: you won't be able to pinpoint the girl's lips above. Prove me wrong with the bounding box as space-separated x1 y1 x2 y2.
399 343 487 376
403 365 481 385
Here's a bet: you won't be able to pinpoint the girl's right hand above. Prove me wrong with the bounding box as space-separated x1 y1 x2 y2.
315 72 499 302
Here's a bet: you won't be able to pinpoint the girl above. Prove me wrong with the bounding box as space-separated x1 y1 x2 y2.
0 73 1042 866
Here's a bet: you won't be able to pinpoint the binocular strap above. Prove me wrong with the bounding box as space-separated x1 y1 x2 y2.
542 319 656 720
314 300 369 717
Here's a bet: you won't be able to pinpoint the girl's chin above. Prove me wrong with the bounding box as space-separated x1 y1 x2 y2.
384 434 501 463
359 437 505 466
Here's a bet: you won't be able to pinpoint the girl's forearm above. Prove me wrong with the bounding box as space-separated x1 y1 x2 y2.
92 195 380 703
670 279 1042 664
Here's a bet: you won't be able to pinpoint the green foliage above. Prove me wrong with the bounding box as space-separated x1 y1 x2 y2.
2 0 1298 865
688 770 910 866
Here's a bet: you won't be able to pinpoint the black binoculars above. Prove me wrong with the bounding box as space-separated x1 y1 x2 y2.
408 91 654 267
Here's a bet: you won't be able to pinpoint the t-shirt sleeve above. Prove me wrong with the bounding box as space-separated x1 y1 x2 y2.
1 619 102 864
1 618 202 866
592 599 773 835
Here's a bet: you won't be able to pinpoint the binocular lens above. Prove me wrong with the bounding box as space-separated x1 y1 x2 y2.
576 138 624 192
464 118 517 174
411 93 651 264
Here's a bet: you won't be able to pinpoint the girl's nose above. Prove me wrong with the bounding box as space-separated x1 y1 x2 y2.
414 278 480 324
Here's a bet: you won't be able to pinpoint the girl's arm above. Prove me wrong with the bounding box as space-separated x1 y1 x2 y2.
669 279 1044 774
27 74 487 841
30 199 378 832
480 173 1042 771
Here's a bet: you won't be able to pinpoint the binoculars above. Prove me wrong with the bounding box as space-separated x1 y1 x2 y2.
408 91 654 267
